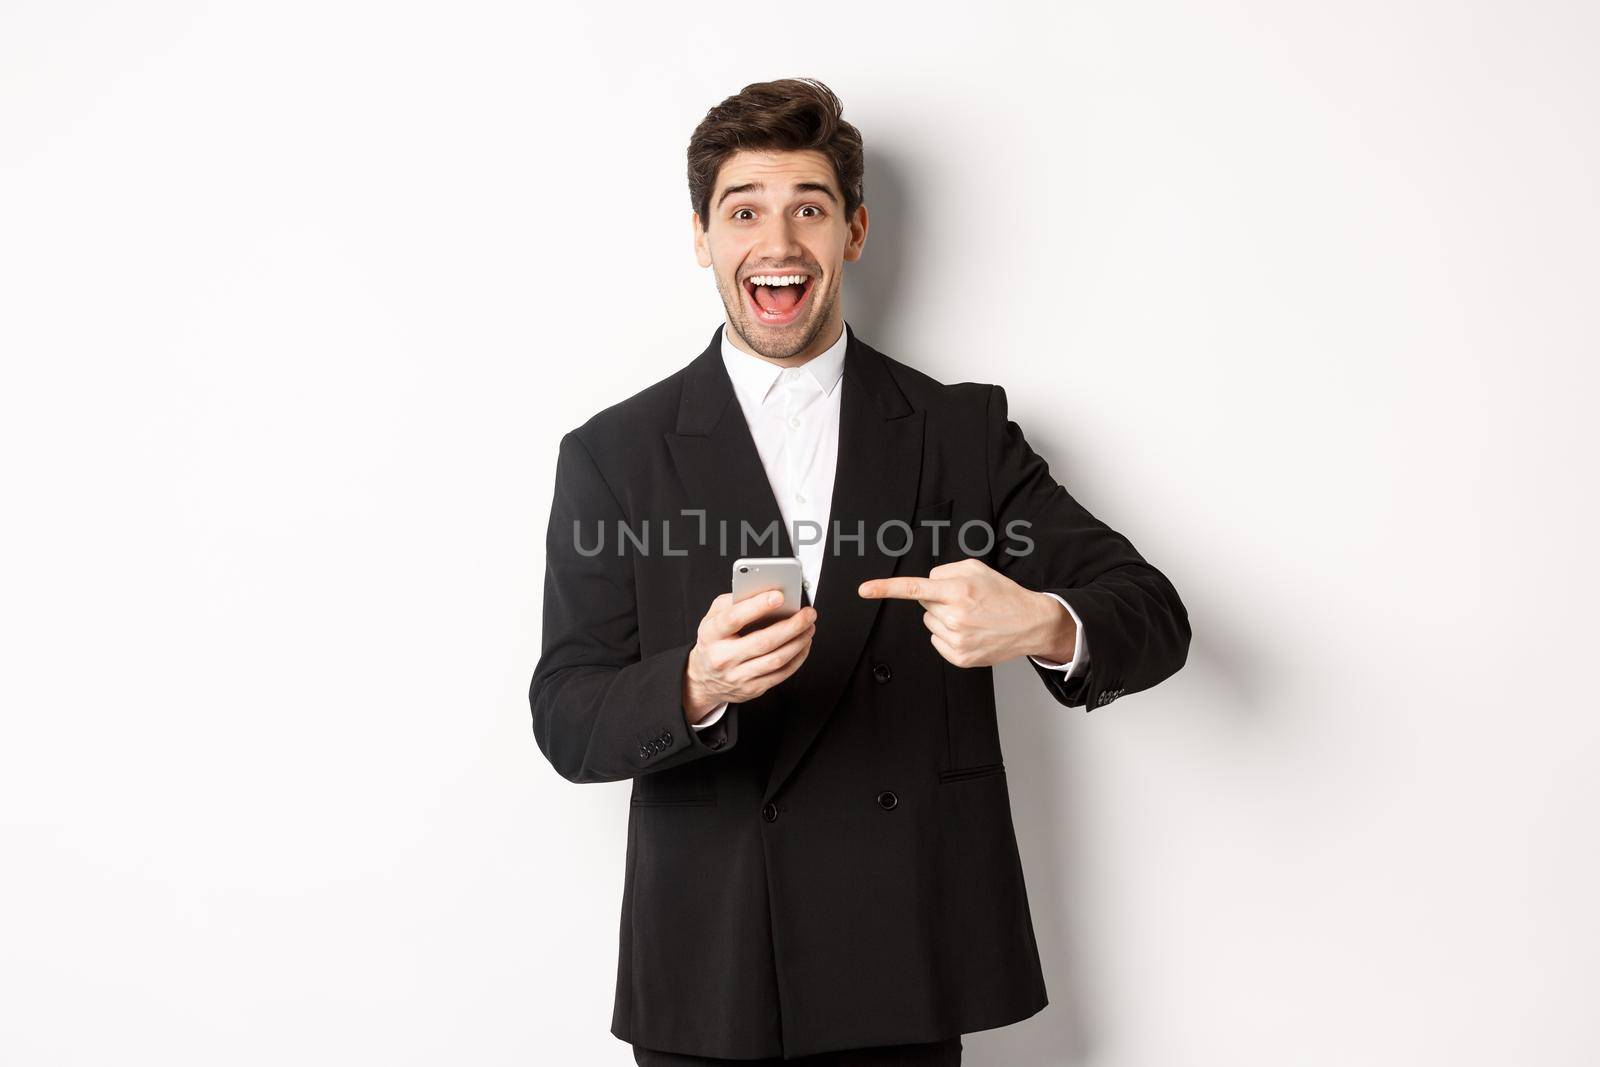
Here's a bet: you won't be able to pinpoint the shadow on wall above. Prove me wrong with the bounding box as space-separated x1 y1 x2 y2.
840 142 914 350
982 620 1262 1066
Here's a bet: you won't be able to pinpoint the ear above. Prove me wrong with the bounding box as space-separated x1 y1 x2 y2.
693 212 712 268
842 203 869 263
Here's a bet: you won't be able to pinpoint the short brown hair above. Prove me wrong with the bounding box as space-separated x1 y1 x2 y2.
687 77 865 231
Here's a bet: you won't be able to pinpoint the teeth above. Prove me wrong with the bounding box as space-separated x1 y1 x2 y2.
748 274 809 287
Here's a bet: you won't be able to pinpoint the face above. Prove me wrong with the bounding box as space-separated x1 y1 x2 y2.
694 149 868 362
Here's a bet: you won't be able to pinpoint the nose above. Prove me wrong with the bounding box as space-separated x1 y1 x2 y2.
753 212 805 266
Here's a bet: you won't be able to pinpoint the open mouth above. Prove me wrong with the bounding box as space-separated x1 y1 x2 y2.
742 273 816 326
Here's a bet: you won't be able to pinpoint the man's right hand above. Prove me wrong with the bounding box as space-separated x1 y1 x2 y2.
683 592 817 723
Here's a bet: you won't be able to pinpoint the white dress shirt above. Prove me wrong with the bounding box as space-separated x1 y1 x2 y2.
692 321 1088 730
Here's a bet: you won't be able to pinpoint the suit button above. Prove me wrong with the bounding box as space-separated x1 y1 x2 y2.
876 790 898 811
871 662 892 684
638 746 650 759
761 802 779 823
660 730 673 746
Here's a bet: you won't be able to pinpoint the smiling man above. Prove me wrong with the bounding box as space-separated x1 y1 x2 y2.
530 78 1191 1065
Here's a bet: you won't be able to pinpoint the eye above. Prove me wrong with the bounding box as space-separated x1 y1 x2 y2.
733 208 755 221
798 205 824 218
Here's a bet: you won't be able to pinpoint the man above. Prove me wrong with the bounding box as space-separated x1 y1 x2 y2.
529 78 1190 1065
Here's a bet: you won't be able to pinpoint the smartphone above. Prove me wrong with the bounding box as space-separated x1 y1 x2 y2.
731 557 804 630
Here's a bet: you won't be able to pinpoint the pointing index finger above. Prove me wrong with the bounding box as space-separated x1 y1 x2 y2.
857 576 954 603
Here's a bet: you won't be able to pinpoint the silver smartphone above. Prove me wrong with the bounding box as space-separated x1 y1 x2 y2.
731 556 804 629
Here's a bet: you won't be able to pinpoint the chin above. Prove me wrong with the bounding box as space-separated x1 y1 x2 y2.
747 317 819 358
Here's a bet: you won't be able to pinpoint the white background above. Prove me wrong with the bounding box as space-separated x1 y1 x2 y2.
3 2 1596 1064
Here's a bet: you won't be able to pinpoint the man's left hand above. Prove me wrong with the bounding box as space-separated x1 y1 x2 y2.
858 558 1076 668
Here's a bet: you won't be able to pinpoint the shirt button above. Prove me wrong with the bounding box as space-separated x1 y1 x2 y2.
761 802 779 823
788 416 801 429
795 492 806 503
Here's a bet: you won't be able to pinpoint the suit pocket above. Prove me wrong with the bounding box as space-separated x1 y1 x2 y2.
630 761 716 806
910 498 955 565
630 793 717 807
938 761 1006 784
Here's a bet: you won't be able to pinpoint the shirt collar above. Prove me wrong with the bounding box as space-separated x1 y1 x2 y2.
720 321 850 408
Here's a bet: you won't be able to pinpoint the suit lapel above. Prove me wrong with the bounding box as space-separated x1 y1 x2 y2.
664 326 798 644
761 326 924 803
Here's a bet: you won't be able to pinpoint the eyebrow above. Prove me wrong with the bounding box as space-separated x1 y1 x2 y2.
716 180 840 210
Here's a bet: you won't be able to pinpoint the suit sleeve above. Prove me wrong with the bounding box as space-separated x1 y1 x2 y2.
529 430 737 782
984 385 1190 711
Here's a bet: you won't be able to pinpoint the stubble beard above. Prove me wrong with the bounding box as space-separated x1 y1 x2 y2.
721 271 837 362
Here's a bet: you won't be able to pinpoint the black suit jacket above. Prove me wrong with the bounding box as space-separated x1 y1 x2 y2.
529 323 1190 1060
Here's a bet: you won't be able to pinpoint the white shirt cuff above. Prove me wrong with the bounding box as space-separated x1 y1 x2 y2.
1028 592 1088 681
689 702 729 730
